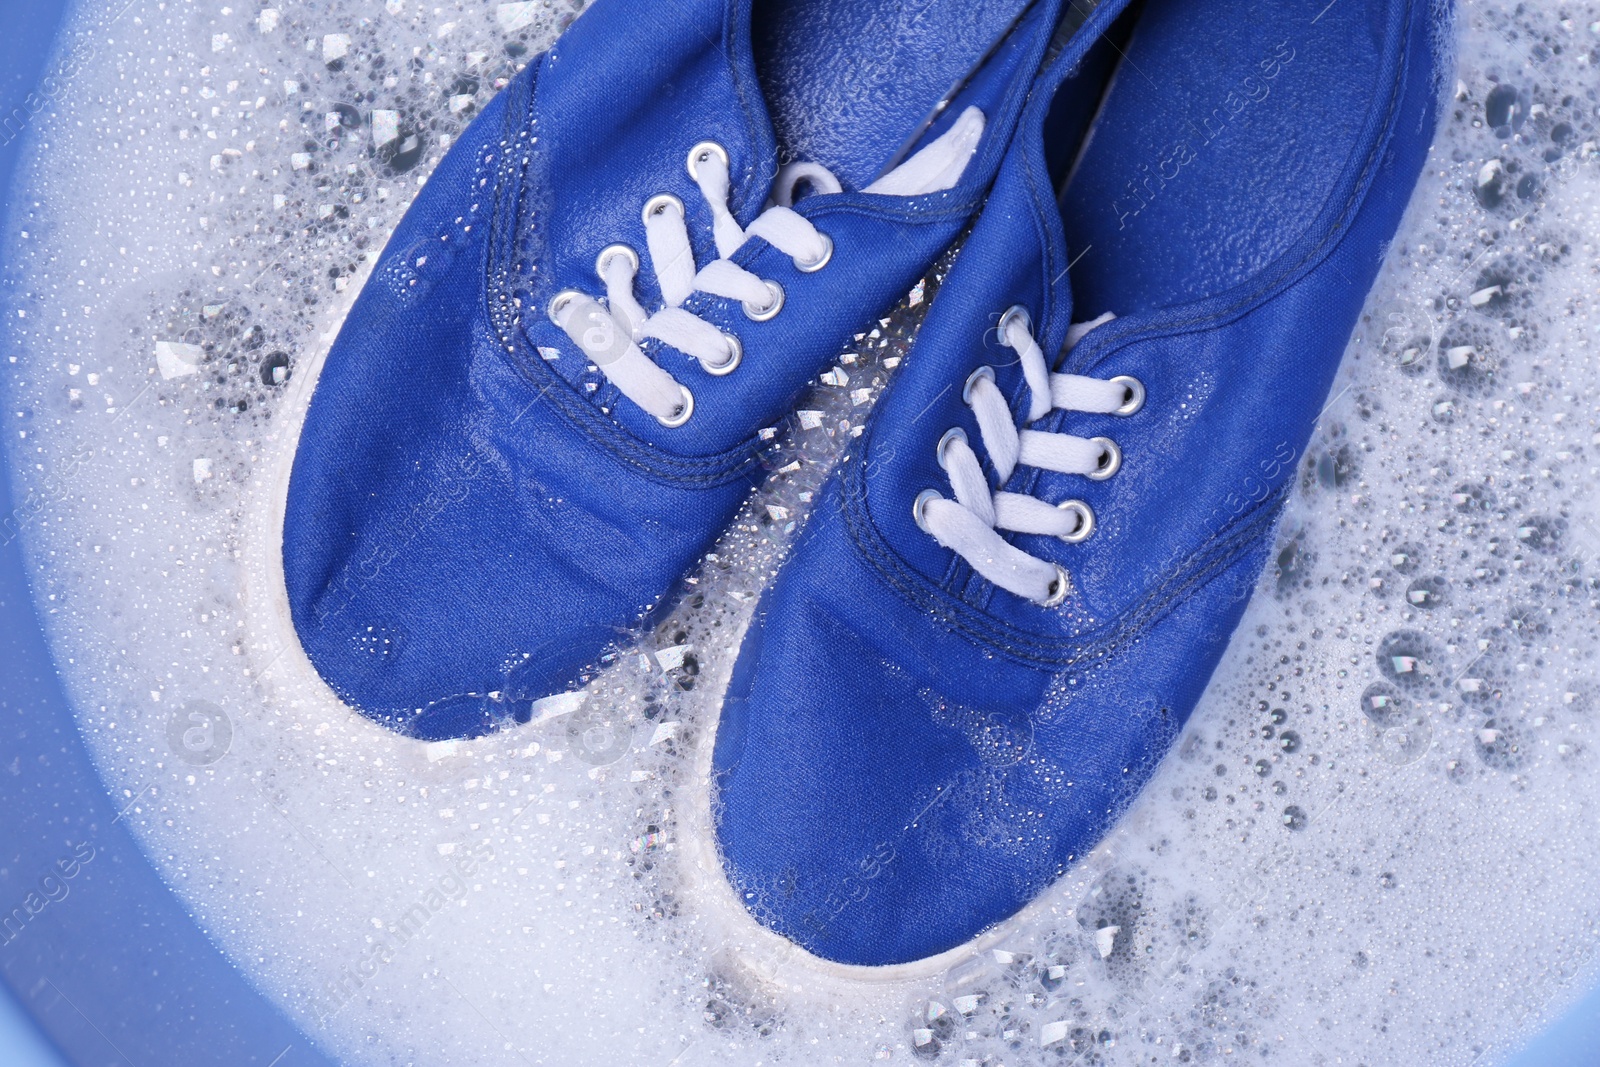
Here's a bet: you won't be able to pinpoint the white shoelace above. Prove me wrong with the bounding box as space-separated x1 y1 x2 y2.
918 308 1142 606
546 107 988 427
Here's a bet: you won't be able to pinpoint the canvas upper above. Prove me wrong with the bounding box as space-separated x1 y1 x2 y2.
712 0 1447 966
280 0 1092 738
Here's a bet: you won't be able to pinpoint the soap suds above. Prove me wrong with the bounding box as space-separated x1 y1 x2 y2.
4 1 1600 1064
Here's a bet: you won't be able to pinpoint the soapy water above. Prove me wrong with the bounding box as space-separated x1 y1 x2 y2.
3 0 1600 1063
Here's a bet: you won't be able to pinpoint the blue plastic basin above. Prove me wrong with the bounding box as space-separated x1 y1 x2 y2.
0 4 1593 1066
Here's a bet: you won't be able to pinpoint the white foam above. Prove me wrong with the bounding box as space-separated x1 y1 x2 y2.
4 0 1600 1064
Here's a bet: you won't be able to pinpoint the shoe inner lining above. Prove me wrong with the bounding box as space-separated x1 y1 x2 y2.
1058 0 1396 318
751 0 1036 191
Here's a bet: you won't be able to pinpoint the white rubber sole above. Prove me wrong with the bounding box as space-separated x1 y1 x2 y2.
237 263 374 726
232 239 1107 1000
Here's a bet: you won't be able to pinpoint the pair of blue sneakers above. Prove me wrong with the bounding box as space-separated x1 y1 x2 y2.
283 0 1447 967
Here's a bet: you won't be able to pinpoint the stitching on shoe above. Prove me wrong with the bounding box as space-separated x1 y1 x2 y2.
473 64 975 485
838 426 1287 669
848 0 1420 632
475 61 766 490
1053 0 1419 383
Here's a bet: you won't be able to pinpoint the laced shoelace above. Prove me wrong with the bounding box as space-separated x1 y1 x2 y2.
547 141 834 426
544 107 988 428
915 307 1142 606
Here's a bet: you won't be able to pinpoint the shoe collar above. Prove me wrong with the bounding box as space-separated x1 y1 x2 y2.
845 0 1429 646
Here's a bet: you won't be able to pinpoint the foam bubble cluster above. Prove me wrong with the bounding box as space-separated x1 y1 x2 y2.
4 1 1600 1064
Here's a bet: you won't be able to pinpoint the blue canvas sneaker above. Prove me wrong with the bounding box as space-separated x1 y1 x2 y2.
279 0 1114 738
711 0 1447 967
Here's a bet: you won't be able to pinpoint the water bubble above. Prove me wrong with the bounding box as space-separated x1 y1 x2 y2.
1079 871 1144 977
375 113 427 175
1376 630 1439 687
1274 532 1313 596
1475 718 1527 771
1360 681 1410 728
697 976 775 1037
702 997 736 1030
350 623 405 666
326 101 363 146
911 1002 954 1060
1405 575 1450 609
1277 730 1302 754
992 1009 1031 1049
1371 710 1432 766
409 692 520 739
921 688 1033 768
1393 332 1433 372
1469 268 1517 315
1314 444 1359 488
1455 670 1504 710
382 236 461 306
1437 326 1497 394
1281 806 1309 831
1036 953 1072 992
1475 159 1508 209
1452 482 1497 516
1368 296 1433 370
1507 604 1554 645
1389 542 1424 574
259 351 291 387
1484 83 1526 131
1515 515 1565 553
1470 557 1507 586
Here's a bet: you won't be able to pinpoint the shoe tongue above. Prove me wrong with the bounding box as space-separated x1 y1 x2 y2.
1064 311 1117 352
767 106 986 208
862 107 986 198
751 0 1044 191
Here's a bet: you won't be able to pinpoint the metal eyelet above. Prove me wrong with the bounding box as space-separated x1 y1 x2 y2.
546 289 584 326
642 193 684 227
1110 375 1145 416
936 427 967 471
794 233 833 273
703 333 743 376
1057 499 1095 543
595 243 638 281
962 365 995 404
657 385 695 427
686 141 729 180
1038 564 1072 608
742 281 785 322
912 489 941 534
1087 437 1122 480
997 304 1032 340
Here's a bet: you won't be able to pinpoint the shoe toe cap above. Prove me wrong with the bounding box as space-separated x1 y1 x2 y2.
713 578 1067 966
